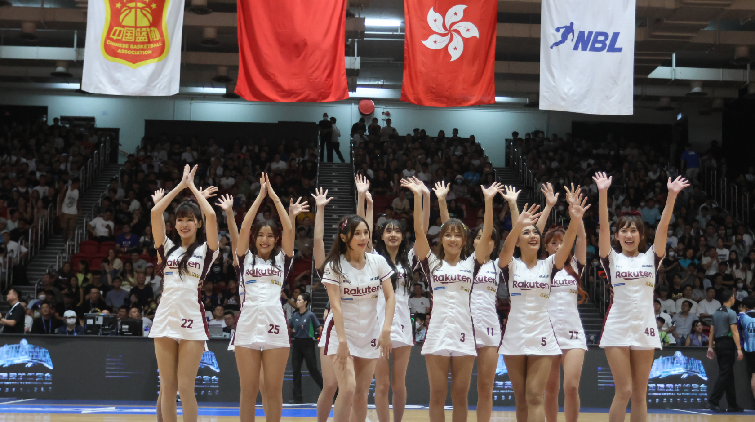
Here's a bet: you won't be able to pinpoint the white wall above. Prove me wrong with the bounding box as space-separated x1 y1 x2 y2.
0 91 721 166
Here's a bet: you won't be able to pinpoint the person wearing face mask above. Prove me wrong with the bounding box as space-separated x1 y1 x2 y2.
56 310 84 335
594 172 688 422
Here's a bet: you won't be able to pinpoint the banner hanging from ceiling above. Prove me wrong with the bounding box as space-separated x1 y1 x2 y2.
401 0 497 107
235 0 349 102
539 0 636 115
82 0 185 96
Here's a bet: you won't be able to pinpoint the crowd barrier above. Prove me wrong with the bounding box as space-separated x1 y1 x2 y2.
0 335 752 409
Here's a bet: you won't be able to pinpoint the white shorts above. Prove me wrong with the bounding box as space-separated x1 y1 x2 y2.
149 288 208 342
322 317 380 359
230 304 289 350
473 313 502 348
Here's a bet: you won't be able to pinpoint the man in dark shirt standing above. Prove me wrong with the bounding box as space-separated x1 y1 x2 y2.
288 292 323 403
707 289 744 412
318 113 332 162
31 302 61 334
0 287 25 334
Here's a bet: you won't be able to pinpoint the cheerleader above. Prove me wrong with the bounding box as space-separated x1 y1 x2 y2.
321 208 395 422
434 181 519 422
499 196 589 422
593 172 688 422
539 184 588 422
150 165 219 422
402 177 502 422
311 188 339 422
356 175 421 422
227 174 299 422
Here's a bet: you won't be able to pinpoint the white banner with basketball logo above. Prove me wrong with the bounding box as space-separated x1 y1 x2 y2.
82 0 185 96
539 0 635 115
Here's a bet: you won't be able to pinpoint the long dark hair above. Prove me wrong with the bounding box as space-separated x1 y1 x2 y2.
432 218 468 273
544 227 587 303
160 199 205 278
249 219 281 271
321 215 370 280
513 224 542 259
467 224 499 262
375 219 413 294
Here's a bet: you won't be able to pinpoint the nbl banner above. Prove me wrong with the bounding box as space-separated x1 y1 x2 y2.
82 0 185 96
539 0 636 115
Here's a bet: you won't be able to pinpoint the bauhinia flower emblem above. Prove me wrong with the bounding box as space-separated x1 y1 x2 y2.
422 5 479 61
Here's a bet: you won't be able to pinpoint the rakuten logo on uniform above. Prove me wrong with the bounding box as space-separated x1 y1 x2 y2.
513 281 547 290
616 271 652 280
245 268 281 277
433 274 471 284
551 278 576 287
344 286 380 296
474 276 497 284
166 259 200 269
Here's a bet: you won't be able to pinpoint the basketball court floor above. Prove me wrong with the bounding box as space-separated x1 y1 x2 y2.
0 400 750 422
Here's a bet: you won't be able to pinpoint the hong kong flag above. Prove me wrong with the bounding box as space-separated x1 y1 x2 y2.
235 0 349 102
401 0 497 107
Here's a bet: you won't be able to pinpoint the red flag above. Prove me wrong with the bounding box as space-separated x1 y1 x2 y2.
235 0 349 102
401 1 497 107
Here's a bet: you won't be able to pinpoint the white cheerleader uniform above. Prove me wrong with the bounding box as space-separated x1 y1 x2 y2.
599 246 663 350
230 251 293 351
472 259 503 348
321 254 394 359
547 256 588 351
150 238 219 341
376 249 417 348
499 255 562 356
420 253 480 357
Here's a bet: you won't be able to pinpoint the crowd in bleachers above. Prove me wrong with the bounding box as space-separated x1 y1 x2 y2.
3 120 320 335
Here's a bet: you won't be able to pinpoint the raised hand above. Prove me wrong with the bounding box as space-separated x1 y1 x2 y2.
311 187 333 208
215 194 234 212
365 191 373 204
289 197 310 217
198 186 218 200
151 188 165 204
400 177 423 193
501 185 520 203
187 164 198 187
433 180 450 199
667 176 690 195
569 196 591 219
592 172 612 191
482 182 504 201
541 182 559 207
257 174 268 200
412 177 430 195
517 203 542 226
181 164 191 187
564 183 582 205
355 174 370 196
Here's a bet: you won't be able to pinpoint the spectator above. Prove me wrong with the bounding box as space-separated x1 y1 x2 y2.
131 251 148 272
657 287 676 315
409 284 430 317
657 317 672 346
115 224 139 252
716 238 729 263
289 292 323 404
208 305 226 327
56 310 84 335
0 287 25 334
106 276 129 309
691 277 706 302
59 178 81 241
415 315 428 343
675 286 698 315
391 191 411 217
130 272 154 307
672 300 695 344
680 144 701 185
83 270 110 298
685 320 709 347
318 113 332 161
201 280 221 310
698 288 723 325
328 117 345 163
31 302 61 334
77 285 108 317
120 260 136 287
223 311 236 334
144 263 162 296
2 231 28 284
88 209 115 242
129 305 152 331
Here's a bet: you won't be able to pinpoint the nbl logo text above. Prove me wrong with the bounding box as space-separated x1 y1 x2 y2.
550 22 623 53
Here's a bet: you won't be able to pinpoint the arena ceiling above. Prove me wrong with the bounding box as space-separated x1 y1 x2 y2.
2 0 755 108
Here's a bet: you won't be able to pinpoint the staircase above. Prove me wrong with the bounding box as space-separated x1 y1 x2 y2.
25 165 122 291
494 167 531 210
311 162 356 322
